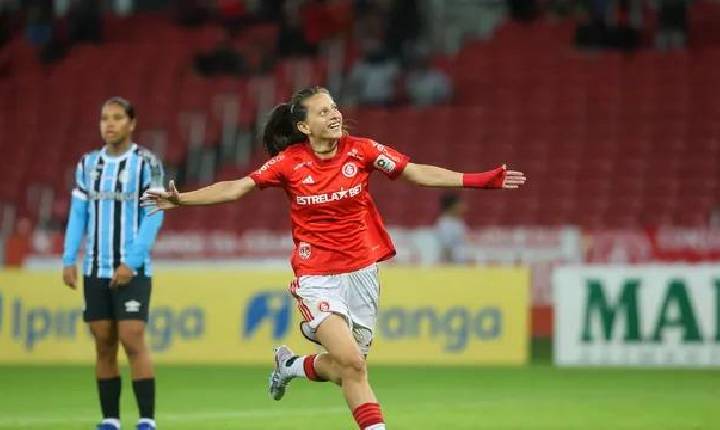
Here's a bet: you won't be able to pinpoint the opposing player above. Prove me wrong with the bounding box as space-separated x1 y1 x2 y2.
143 87 526 429
62 97 164 430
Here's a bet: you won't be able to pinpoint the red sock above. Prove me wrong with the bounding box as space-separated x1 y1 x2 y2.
303 354 326 382
352 402 384 429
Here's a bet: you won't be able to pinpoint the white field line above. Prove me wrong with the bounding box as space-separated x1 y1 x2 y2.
0 406 349 428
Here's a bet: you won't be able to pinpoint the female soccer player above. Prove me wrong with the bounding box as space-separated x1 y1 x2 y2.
143 87 526 430
63 97 164 430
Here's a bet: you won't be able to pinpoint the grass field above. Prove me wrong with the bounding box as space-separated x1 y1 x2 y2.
0 365 718 429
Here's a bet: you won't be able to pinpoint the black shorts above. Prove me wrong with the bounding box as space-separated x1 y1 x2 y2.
83 275 152 322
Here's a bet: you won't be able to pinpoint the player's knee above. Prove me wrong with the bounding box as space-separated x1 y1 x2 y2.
119 337 143 358
119 330 146 357
95 341 118 360
338 353 367 378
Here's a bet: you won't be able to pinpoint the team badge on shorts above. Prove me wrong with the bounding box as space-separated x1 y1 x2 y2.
298 242 311 260
318 301 330 312
342 162 358 178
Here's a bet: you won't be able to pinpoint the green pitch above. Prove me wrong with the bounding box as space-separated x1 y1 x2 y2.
0 365 717 429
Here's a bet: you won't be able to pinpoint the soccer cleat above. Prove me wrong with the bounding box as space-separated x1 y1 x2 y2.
135 423 156 430
269 345 297 401
95 424 120 430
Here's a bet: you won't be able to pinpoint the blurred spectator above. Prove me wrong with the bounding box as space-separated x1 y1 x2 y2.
384 0 422 58
508 0 539 22
655 0 689 50
277 0 317 57
256 0 284 22
575 0 639 50
217 0 263 34
302 0 352 47
25 0 53 46
194 31 246 77
404 54 452 107
1 2 20 48
435 192 468 264
354 1 387 59
546 0 576 17
4 217 32 267
345 47 400 106
709 205 720 229
68 0 102 43
174 0 211 26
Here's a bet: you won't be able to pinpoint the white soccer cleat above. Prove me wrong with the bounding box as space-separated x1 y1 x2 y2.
269 345 297 401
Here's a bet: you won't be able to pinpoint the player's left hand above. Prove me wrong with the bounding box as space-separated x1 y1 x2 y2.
111 263 134 289
502 164 526 189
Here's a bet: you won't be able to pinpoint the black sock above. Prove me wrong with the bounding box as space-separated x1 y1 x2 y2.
97 377 121 419
132 378 155 419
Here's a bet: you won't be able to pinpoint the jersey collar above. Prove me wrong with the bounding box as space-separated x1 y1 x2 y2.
101 143 137 161
305 136 346 164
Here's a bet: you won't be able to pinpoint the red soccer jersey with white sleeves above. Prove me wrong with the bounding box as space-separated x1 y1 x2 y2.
249 135 410 276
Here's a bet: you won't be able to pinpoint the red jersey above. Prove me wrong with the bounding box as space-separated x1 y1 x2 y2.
249 135 410 276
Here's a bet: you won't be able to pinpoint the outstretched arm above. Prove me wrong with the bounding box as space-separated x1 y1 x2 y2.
400 163 526 189
142 176 257 214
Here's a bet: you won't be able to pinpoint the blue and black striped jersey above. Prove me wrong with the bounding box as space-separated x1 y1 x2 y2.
63 143 164 278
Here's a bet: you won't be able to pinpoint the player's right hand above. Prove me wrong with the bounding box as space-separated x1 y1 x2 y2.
63 266 77 290
141 180 182 215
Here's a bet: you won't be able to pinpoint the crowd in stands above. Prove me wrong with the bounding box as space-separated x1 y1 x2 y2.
1 1 698 106
182 0 448 107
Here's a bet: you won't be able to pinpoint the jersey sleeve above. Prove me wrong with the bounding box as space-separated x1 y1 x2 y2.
63 156 89 266
249 155 287 189
361 139 410 180
72 157 89 200
140 149 165 193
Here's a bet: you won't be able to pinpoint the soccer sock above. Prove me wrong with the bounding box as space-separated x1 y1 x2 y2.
132 378 155 419
97 377 121 419
352 402 385 430
285 354 326 381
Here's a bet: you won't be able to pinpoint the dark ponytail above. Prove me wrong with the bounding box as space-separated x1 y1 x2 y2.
262 86 330 156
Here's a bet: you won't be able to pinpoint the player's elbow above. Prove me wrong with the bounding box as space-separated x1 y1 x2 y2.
401 163 427 185
229 177 256 200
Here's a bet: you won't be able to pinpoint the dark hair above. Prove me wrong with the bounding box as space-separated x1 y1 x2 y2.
102 96 136 120
262 86 330 156
440 192 461 212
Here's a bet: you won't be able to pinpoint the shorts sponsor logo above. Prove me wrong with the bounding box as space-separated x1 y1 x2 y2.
374 154 396 174
318 301 330 312
342 162 358 178
296 184 362 206
125 300 141 313
298 242 311 260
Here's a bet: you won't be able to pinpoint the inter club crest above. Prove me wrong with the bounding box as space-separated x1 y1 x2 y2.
342 162 358 178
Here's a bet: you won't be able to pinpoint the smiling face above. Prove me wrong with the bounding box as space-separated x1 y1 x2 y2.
100 102 135 146
296 92 343 140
